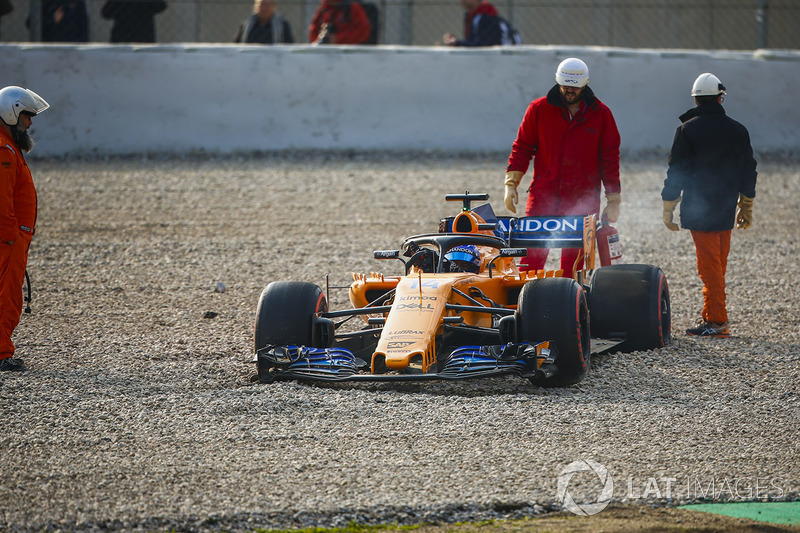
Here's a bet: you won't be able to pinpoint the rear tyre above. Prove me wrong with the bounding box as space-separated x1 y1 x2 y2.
254 281 328 352
516 278 591 387
588 264 671 352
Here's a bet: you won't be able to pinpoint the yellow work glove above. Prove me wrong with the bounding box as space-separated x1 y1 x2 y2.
736 194 754 229
504 171 523 214
663 197 681 231
602 192 621 223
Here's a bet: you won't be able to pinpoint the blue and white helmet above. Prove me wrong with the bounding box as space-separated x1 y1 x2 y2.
445 245 481 273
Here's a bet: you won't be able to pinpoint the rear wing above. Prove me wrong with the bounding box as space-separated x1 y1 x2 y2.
441 203 598 270
503 214 598 270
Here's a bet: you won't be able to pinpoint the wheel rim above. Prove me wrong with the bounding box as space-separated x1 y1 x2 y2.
660 286 671 345
580 297 590 357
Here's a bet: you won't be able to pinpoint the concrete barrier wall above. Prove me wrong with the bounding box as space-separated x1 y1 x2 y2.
2 43 798 157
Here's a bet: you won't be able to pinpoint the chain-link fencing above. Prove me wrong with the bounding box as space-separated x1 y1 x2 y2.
1 0 798 48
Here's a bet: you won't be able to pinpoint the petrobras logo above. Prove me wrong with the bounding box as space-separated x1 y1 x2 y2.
498 216 583 234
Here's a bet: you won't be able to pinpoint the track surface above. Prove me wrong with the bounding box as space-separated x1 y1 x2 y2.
0 153 797 531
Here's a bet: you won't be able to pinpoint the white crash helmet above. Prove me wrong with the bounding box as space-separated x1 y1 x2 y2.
0 86 50 127
555 58 589 87
691 73 726 97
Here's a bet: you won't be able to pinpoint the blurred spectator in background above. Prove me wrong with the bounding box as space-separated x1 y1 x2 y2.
0 0 12 40
101 0 167 43
41 0 89 42
234 0 294 44
443 0 520 46
308 0 371 45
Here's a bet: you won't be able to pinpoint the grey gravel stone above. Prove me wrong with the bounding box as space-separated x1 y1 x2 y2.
0 152 797 532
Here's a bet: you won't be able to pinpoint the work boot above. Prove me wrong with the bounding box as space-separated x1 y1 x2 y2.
686 320 730 338
0 357 26 371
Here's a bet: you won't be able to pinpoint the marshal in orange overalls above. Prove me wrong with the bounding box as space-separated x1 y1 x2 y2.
0 126 37 360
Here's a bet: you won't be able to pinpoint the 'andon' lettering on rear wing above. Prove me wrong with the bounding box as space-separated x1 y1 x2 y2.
498 216 585 249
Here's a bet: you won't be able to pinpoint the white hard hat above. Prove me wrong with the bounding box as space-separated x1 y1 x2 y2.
0 86 50 127
555 58 589 88
691 73 726 97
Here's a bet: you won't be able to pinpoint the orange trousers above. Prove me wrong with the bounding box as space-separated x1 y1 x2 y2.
0 233 32 359
690 229 731 325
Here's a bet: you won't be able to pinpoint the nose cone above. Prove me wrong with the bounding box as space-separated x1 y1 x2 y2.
383 350 424 370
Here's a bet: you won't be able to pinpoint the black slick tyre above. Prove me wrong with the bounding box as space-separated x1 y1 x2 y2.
254 281 328 352
516 277 591 387
588 264 671 352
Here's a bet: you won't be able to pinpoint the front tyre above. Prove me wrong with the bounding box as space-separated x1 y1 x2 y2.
254 281 328 353
254 281 329 384
516 278 591 387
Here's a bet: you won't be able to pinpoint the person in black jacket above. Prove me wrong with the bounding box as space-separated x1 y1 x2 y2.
234 0 294 44
442 0 518 46
661 72 758 338
101 0 167 43
0 0 10 39
42 1 89 42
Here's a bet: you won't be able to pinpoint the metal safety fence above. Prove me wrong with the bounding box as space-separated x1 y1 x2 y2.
1 0 798 49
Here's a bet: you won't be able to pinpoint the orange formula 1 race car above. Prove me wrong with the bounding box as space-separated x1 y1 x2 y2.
253 193 670 387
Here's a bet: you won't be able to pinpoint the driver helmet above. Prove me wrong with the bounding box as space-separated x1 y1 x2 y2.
445 245 481 273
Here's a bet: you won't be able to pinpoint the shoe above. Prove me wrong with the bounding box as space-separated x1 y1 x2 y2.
0 357 26 371
686 320 730 338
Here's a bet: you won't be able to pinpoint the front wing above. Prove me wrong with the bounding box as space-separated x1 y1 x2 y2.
252 339 622 384
254 343 549 383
